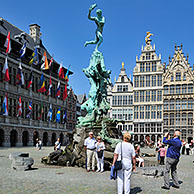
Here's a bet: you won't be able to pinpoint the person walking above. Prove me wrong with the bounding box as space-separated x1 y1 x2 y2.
158 144 166 165
84 131 96 172
112 132 136 194
95 136 105 172
54 138 61 151
161 131 182 190
185 142 190 155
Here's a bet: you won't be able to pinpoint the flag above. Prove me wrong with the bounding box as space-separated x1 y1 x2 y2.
49 57 53 67
2 56 10 82
26 100 32 118
16 63 24 86
17 97 22 117
63 84 68 100
4 31 11 54
19 42 26 58
41 51 49 70
1 93 8 116
62 109 67 123
47 104 53 121
64 65 70 81
37 102 43 120
58 62 64 79
37 73 46 93
55 81 60 98
27 71 33 89
55 108 61 123
47 76 52 96
29 47 39 65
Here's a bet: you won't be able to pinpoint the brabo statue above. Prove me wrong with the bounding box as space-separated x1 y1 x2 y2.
84 4 105 51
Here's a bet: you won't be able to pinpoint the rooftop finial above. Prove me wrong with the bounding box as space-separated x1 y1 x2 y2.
122 62 124 69
181 43 183 50
175 43 177 50
145 31 153 45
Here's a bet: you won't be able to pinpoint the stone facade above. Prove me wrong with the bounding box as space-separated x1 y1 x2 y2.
163 45 194 141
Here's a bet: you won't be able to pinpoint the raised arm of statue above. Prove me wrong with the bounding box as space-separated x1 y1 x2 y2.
88 4 97 21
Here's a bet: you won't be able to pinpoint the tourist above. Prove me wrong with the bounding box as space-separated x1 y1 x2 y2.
185 142 190 155
190 140 194 155
158 144 166 165
38 138 42 150
181 140 186 155
161 131 182 190
54 138 61 151
84 131 96 172
156 138 162 163
95 136 105 172
134 145 144 167
112 132 136 194
36 138 39 150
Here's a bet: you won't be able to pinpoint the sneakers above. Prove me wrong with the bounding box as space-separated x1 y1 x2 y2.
161 186 170 190
100 170 104 173
96 169 100 173
172 185 180 189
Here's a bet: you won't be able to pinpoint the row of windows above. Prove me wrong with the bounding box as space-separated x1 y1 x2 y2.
134 90 162 102
141 53 156 61
171 72 186 82
134 75 162 88
163 113 193 126
112 113 133 121
164 99 193 110
117 85 129 92
112 95 133 106
134 123 162 133
164 84 193 94
118 125 133 131
140 61 158 72
134 105 162 120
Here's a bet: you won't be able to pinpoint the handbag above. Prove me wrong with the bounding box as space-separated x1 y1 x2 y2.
114 142 122 171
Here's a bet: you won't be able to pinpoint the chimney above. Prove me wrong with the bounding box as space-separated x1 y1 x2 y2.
29 24 41 45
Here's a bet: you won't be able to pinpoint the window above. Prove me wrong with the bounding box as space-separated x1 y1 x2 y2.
188 113 193 125
188 99 193 109
164 114 168 126
145 105 150 119
164 100 168 110
157 105 162 119
123 95 127 105
152 62 156 72
181 129 186 140
170 85 174 94
157 90 162 101
128 125 133 131
176 113 180 125
182 113 186 125
146 53 150 60
121 76 124 83
151 105 156 119
146 63 150 72
176 85 181 94
171 75 174 82
146 91 150 102
134 91 139 102
157 123 162 132
134 106 139 119
183 73 186 81
176 72 181 81
152 55 155 60
140 106 144 119
157 75 162 86
117 85 122 92
134 76 139 87
164 85 169 94
182 84 187 94
140 91 144 102
145 123 150 132
170 99 174 110
123 85 128 92
176 99 180 110
188 84 193 93
118 96 122 105
140 63 145 72
140 123 144 132
112 96 117 106
152 75 156 86
146 75 150 87
140 76 144 87
182 99 187 109
151 123 155 132
170 114 174 125
128 95 133 105
134 124 138 132
151 90 156 101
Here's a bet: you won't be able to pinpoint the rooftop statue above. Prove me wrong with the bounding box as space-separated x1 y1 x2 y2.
145 31 153 45
84 4 105 51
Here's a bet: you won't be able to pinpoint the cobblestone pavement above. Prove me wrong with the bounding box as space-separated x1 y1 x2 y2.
0 146 194 194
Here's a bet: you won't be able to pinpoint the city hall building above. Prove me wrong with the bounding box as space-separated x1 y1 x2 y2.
0 17 76 147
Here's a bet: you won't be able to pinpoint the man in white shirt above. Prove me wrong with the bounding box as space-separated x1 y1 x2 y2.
54 138 61 151
84 131 97 172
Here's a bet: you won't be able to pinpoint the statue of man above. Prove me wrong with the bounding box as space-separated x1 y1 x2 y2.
84 4 105 51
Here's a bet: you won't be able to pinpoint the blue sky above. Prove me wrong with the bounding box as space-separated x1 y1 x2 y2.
1 0 194 95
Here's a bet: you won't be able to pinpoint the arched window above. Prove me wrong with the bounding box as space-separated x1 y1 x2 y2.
188 113 193 125
170 99 174 110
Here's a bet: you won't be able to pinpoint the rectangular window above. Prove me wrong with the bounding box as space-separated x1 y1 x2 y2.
157 90 162 101
188 99 193 109
140 76 144 87
157 75 162 86
146 63 150 72
117 85 122 92
152 62 156 72
182 84 187 94
170 85 174 94
123 95 127 105
157 123 162 132
140 106 144 119
182 113 186 125
140 63 145 72
123 85 128 92
134 106 139 119
140 91 144 102
164 114 168 126
164 85 168 94
157 105 162 119
176 85 181 94
151 90 156 101
128 95 133 105
170 114 174 125
146 91 150 102
140 123 144 132
176 72 181 81
151 123 155 132
146 75 150 87
152 75 156 86
146 53 150 60
176 113 180 125
145 105 150 119
176 99 180 110
134 124 138 133
164 100 168 110
188 84 193 93
145 123 150 132
134 91 139 102
134 76 139 87
151 105 156 119
182 99 187 109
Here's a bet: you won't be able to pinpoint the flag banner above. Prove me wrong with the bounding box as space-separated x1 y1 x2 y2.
62 109 67 124
19 42 26 58
37 103 43 120
17 97 22 117
1 93 8 116
55 108 61 123
29 47 39 65
27 71 33 89
37 73 46 93
63 84 68 100
58 62 64 79
16 63 24 86
55 81 60 98
64 65 70 82
26 100 32 118
41 51 49 70
47 104 53 121
47 76 52 96
4 31 11 54
2 56 10 82
49 57 53 67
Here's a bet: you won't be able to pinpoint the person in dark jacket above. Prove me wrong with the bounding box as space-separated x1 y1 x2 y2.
161 131 182 190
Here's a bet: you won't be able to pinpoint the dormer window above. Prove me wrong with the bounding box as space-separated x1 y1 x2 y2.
121 76 124 83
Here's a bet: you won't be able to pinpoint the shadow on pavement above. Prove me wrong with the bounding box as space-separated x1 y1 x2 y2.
131 187 142 194
27 167 38 171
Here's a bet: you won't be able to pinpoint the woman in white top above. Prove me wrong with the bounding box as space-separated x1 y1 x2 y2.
95 136 105 172
112 132 136 194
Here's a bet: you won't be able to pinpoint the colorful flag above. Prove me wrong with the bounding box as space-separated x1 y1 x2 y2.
27 71 33 89
2 56 10 82
37 102 43 120
29 47 39 65
55 81 60 98
17 97 22 117
4 31 11 54
26 100 32 118
47 104 53 121
63 84 68 100
62 109 67 123
55 108 61 123
1 93 8 116
37 73 46 93
47 76 52 96
49 57 53 67
16 63 24 86
41 51 49 70
58 62 64 79
19 42 26 58
64 65 70 82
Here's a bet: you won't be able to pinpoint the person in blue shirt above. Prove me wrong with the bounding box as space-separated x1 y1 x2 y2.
161 131 182 190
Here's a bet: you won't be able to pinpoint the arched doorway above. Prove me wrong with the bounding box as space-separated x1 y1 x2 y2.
60 133 64 146
22 131 29 146
43 132 48 146
33 131 39 146
51 133 56 146
10 130 18 147
0 129 4 147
